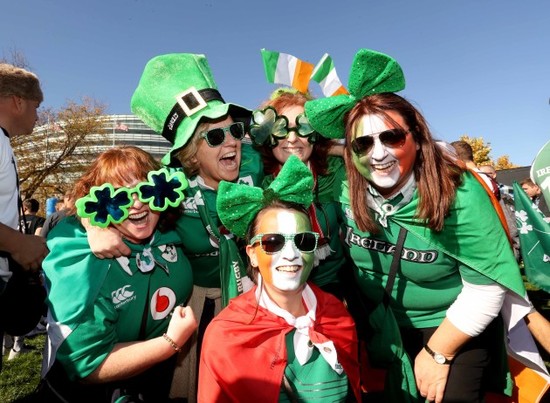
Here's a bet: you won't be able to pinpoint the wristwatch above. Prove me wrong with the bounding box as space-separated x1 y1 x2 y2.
423 344 453 365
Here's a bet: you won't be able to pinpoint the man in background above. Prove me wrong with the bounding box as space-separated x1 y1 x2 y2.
0 63 48 371
40 191 71 238
22 198 45 236
521 178 550 217
451 140 500 198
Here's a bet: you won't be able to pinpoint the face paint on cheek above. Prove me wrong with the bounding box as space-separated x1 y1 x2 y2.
350 114 388 180
257 210 314 292
266 244 304 291
352 152 373 180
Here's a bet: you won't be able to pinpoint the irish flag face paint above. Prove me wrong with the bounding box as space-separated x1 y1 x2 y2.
351 112 418 197
248 208 314 292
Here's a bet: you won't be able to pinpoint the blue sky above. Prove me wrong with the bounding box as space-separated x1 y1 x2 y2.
2 0 549 166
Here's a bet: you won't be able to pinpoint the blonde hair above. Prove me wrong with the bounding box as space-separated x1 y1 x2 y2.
0 63 43 102
174 121 209 177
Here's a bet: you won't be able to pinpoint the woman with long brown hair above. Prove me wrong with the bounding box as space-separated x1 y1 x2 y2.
305 49 547 402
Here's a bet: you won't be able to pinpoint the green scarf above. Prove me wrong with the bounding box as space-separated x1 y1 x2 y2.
187 181 246 307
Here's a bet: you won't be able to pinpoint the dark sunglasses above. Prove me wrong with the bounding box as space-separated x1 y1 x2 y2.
351 128 409 155
199 122 245 147
249 232 319 254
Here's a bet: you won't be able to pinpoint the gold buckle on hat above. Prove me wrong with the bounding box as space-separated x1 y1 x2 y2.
176 87 208 117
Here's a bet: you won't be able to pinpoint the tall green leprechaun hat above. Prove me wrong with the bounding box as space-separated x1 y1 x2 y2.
304 49 405 139
131 53 251 167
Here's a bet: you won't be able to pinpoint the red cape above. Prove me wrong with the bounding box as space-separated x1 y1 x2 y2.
198 283 361 402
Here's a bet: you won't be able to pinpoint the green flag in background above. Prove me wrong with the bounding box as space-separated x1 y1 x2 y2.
530 140 550 206
513 182 550 293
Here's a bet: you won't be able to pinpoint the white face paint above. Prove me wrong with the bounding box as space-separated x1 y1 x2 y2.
267 211 305 291
352 113 417 197
249 209 314 293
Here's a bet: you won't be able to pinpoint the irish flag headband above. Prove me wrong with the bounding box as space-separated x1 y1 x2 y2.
260 49 348 97
75 168 188 228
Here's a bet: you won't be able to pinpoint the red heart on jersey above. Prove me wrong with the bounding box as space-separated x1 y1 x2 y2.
156 292 169 312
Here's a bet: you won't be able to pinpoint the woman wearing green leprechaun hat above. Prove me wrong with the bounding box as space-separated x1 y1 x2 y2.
86 53 264 402
198 155 361 402
304 49 550 402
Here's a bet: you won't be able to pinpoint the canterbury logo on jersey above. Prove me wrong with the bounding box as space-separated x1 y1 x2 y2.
112 285 137 308
182 197 197 212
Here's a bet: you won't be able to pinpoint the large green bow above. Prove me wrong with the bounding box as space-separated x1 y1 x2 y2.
304 49 405 139
217 155 314 238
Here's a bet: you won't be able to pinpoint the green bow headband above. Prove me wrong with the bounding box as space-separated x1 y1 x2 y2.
304 49 405 139
217 155 314 238
76 168 188 228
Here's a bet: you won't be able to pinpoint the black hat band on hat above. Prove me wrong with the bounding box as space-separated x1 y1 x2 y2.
161 87 225 143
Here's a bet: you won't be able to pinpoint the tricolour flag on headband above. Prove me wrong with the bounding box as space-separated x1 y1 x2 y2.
115 121 129 132
513 182 550 293
311 53 348 97
261 49 314 94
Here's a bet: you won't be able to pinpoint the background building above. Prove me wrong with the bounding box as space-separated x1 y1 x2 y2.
18 114 171 213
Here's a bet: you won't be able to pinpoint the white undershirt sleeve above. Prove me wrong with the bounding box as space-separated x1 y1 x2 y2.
446 279 506 337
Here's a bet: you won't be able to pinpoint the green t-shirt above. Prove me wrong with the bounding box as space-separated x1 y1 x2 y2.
279 330 349 402
44 217 193 379
341 213 493 328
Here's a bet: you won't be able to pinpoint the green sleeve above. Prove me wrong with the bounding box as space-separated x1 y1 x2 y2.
56 294 118 380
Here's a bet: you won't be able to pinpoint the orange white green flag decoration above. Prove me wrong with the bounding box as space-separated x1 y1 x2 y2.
260 49 314 94
311 53 349 97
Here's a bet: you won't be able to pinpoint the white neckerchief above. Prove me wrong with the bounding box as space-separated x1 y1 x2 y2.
366 174 416 227
255 275 343 374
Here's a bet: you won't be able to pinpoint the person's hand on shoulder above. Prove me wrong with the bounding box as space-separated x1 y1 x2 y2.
83 218 131 258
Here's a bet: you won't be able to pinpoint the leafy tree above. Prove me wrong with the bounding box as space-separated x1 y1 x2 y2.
495 155 517 170
459 135 492 166
459 135 518 168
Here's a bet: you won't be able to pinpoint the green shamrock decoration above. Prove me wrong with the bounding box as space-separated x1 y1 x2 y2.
136 168 188 211
249 107 284 148
75 183 133 228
